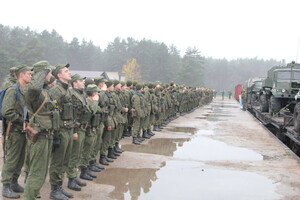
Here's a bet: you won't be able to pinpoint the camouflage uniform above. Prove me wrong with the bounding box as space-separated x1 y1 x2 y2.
49 78 74 188
23 65 56 200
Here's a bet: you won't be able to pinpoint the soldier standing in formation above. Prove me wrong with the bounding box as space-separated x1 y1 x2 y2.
1 61 215 200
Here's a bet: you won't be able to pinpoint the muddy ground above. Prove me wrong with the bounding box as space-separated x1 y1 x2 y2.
1 96 300 200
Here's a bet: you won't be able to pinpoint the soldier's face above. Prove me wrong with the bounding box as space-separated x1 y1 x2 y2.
22 70 32 83
75 79 85 90
115 83 121 90
58 67 71 82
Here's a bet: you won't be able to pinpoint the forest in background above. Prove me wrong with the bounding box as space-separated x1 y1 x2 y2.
0 24 280 91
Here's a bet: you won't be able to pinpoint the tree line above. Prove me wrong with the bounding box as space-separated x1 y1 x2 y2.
0 24 280 91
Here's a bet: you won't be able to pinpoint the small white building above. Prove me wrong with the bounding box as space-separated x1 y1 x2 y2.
70 70 125 81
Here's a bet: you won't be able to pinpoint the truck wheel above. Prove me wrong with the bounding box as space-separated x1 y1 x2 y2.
260 94 268 112
251 93 257 106
292 142 300 156
293 102 300 133
269 96 281 115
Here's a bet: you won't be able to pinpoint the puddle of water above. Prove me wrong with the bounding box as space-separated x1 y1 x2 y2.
122 138 190 156
174 136 263 161
101 160 280 200
138 160 280 200
166 127 197 134
196 116 208 119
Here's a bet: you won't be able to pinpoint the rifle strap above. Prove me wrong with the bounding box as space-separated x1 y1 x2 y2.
5 100 19 144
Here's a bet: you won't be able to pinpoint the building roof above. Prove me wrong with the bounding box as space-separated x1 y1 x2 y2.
69 70 125 81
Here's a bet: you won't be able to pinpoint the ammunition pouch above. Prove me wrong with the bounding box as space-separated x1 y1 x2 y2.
91 113 101 127
61 102 73 120
52 110 60 131
102 111 108 123
80 106 92 124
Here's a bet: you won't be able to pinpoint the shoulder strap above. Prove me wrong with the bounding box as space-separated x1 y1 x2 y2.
28 91 48 126
11 85 20 101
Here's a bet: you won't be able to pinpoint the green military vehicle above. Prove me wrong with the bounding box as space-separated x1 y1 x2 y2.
246 77 264 107
259 62 300 117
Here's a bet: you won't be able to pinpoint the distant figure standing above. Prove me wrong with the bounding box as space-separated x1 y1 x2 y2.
228 91 232 99
222 91 224 100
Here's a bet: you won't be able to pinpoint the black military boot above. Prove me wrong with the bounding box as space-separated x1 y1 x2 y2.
74 177 86 187
89 163 101 172
123 131 131 137
158 125 163 129
108 148 117 159
132 137 141 145
147 129 155 136
91 160 105 170
86 169 97 178
142 130 151 139
137 134 145 142
2 183 20 199
112 147 120 157
80 168 93 181
50 184 68 200
114 143 123 153
99 154 109 166
153 125 161 131
105 156 114 163
58 182 73 199
67 178 81 191
11 178 24 193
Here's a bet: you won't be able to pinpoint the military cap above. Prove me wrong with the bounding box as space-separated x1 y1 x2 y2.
48 76 56 84
94 76 107 84
71 74 86 84
113 79 120 86
9 66 18 76
126 80 132 86
15 64 32 76
86 84 100 93
33 60 54 73
121 81 125 86
136 84 142 91
148 83 154 89
170 81 175 86
132 81 138 86
52 63 70 78
106 80 114 88
85 78 94 87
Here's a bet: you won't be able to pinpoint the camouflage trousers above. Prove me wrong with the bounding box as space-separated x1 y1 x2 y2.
100 129 112 156
49 128 73 185
24 136 52 200
1 129 26 184
132 117 144 137
90 124 104 163
79 128 96 169
67 128 86 179
143 114 150 131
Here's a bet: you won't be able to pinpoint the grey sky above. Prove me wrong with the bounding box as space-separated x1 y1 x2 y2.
1 0 300 62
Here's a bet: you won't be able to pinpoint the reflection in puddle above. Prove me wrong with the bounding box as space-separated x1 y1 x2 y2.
174 136 263 161
95 167 160 200
122 138 190 156
138 160 280 200
166 127 197 134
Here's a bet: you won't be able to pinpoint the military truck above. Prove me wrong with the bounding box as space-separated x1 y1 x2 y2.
259 61 300 115
246 77 264 107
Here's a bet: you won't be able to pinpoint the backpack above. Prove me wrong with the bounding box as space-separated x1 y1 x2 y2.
0 85 20 120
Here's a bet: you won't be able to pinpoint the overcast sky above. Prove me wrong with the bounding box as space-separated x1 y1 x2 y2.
1 0 300 62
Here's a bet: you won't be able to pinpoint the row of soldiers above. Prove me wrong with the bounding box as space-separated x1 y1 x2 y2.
0 61 214 200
